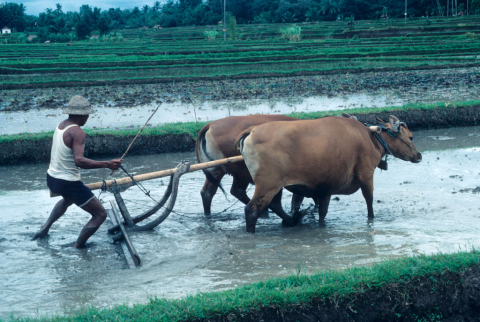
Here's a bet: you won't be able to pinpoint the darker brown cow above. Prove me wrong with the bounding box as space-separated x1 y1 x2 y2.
195 114 297 215
235 115 422 233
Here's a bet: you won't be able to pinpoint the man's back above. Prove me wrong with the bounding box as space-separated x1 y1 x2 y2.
47 123 81 181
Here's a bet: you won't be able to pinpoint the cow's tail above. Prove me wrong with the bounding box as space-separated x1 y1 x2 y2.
195 123 227 197
235 126 254 154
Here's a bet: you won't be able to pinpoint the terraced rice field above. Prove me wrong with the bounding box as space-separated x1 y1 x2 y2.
1 16 480 90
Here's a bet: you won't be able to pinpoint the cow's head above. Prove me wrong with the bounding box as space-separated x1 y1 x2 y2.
376 115 422 163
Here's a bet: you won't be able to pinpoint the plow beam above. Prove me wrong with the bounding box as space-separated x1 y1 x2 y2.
85 155 244 191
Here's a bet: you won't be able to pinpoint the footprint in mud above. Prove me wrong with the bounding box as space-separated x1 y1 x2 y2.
458 186 480 194
449 175 464 179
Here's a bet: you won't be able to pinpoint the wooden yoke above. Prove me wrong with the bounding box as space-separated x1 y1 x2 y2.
85 155 244 192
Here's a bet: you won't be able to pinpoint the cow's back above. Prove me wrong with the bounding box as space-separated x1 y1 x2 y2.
207 114 296 158
243 117 378 194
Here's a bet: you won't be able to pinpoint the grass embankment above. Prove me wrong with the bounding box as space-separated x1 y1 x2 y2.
14 250 480 321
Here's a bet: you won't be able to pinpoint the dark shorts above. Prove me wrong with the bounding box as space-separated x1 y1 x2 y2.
47 173 95 207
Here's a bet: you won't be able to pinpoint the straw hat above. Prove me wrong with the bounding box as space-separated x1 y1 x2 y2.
63 95 95 115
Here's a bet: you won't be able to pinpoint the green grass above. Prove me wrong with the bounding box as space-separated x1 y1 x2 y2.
1 99 479 144
12 249 480 321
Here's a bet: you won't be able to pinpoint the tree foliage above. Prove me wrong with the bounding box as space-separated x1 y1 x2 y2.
0 0 477 43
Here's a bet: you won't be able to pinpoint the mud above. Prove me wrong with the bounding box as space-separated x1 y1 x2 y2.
1 105 480 166
1 126 479 319
1 67 479 112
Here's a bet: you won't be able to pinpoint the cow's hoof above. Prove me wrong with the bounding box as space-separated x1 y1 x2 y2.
281 218 297 227
32 230 48 240
259 209 269 218
246 227 256 233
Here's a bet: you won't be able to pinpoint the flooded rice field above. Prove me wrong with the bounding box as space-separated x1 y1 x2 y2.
2 66 480 135
1 126 480 319
1 92 406 135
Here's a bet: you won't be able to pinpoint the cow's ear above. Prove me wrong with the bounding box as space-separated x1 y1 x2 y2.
389 115 401 132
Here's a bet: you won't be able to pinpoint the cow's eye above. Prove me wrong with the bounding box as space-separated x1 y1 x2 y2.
410 137 414 141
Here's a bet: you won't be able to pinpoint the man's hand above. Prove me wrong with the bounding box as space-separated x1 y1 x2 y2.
107 159 123 171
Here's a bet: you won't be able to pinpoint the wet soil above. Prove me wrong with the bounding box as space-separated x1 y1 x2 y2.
196 265 480 321
1 126 479 319
1 104 479 166
1 67 479 112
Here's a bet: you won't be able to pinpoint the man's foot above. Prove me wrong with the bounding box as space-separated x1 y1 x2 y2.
31 230 48 240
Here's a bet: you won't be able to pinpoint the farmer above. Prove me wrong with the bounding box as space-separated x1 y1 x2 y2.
32 95 122 248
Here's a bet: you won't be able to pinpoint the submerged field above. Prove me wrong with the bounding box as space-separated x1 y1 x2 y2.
2 127 480 320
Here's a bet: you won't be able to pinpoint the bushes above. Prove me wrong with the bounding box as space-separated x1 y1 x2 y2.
464 32 480 39
100 32 124 42
203 29 218 40
226 12 239 40
280 24 301 41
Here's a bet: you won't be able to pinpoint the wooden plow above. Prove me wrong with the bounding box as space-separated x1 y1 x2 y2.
86 155 244 268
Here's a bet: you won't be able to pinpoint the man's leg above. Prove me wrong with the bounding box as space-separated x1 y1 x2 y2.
73 197 107 249
32 198 73 240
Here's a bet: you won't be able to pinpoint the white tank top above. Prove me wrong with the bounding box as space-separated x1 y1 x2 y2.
47 124 81 181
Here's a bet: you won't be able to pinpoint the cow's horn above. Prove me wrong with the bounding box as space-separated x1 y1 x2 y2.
342 113 358 121
389 115 400 132
369 126 382 133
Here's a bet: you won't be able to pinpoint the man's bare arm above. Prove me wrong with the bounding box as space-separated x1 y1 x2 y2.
71 128 122 170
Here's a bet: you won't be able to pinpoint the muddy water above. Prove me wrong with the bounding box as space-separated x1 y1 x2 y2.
1 84 478 135
1 126 479 319
2 93 402 135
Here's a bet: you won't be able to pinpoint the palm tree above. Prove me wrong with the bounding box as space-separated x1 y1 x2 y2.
281 11 297 23
92 7 101 25
306 7 322 21
55 3 63 15
18 3 27 15
320 0 340 16
152 1 161 12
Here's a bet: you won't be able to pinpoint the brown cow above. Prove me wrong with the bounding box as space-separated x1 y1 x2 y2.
235 115 422 233
195 114 297 215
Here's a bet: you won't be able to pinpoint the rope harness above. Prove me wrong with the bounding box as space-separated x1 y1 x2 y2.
372 123 419 157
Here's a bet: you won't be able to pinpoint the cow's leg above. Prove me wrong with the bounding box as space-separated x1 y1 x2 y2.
290 193 304 214
230 176 251 206
200 171 225 216
245 185 288 233
359 177 374 218
317 194 331 222
314 197 319 211
267 190 300 227
232 176 272 218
